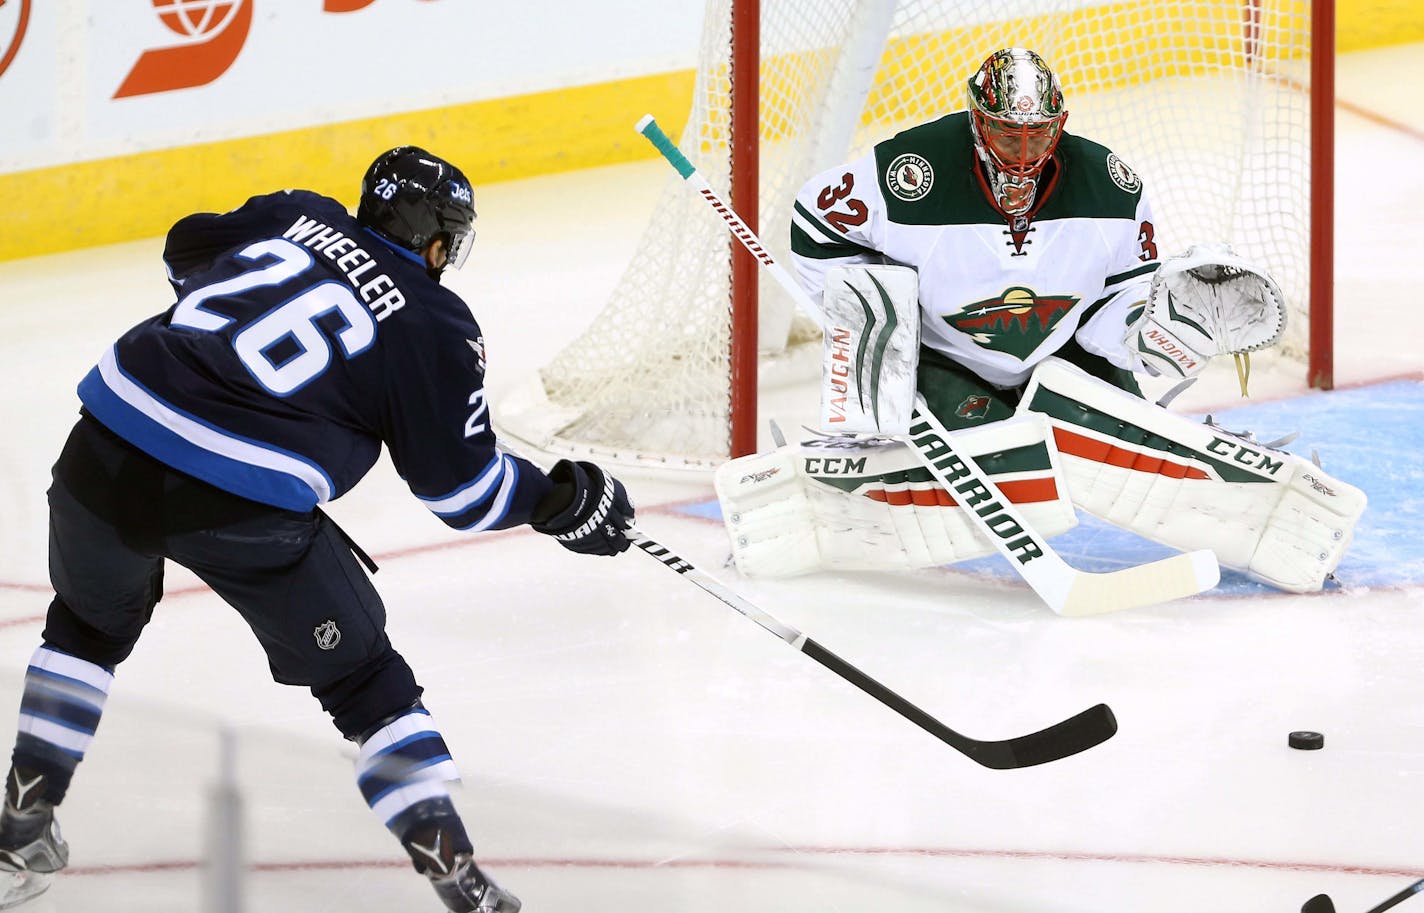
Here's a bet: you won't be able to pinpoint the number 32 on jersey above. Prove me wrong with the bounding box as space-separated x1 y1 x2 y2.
817 172 868 233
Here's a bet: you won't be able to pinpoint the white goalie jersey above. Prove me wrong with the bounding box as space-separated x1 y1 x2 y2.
791 111 1160 388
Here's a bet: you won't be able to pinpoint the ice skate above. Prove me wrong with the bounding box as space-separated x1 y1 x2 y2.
403 821 521 913
427 853 521 913
0 767 68 909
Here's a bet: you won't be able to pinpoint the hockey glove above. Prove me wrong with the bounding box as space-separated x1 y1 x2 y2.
1131 244 1288 393
530 459 634 556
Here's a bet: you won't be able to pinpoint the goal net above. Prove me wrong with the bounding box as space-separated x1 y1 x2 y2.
497 0 1319 471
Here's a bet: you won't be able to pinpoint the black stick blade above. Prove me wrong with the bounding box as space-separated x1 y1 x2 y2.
1302 894 1337 913
958 702 1119 770
801 638 1117 769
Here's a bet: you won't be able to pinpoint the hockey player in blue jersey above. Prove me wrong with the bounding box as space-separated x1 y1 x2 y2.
0 146 632 912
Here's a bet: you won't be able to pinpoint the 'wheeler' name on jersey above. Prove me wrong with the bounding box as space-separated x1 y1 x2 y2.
75 190 552 532
281 214 408 322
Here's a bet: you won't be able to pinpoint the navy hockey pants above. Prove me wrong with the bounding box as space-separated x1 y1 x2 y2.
41 414 421 739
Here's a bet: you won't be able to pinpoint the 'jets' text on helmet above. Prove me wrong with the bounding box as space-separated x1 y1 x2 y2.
966 48 1068 217
358 146 477 274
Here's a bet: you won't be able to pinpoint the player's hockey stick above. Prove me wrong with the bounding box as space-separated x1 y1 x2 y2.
627 527 1117 769
1304 879 1424 913
635 113 1220 616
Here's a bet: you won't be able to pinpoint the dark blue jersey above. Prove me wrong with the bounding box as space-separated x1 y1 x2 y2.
77 189 553 530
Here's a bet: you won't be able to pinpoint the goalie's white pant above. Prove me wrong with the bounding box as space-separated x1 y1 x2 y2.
1020 358 1367 592
715 415 1077 577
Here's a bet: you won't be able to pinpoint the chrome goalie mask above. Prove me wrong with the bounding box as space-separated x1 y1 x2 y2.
966 48 1068 216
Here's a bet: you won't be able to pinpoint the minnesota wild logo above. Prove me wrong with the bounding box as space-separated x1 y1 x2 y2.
945 286 1079 358
956 394 993 421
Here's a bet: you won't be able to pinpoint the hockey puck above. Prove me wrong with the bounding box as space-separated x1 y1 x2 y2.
1289 730 1324 750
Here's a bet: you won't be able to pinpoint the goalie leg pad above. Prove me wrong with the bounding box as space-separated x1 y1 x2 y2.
715 415 1077 578
1021 357 1366 592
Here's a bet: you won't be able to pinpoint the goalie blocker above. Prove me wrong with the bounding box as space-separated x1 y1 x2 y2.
815 263 920 436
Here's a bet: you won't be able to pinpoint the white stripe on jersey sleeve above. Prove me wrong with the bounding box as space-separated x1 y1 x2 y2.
463 460 520 531
791 203 844 246
1099 263 1158 300
418 452 510 517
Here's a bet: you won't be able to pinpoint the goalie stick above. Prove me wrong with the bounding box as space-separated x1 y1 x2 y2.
635 114 1220 616
627 527 1118 769
1304 879 1424 913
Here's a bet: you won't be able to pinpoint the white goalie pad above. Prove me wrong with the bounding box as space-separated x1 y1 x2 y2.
1021 357 1366 592
715 414 1077 578
819 264 922 435
1133 243 1288 379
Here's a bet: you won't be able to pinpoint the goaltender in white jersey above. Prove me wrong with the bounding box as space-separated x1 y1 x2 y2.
715 48 1365 598
793 58 1156 394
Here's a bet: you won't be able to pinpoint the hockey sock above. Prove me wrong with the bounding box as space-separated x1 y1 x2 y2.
356 708 464 848
10 645 114 805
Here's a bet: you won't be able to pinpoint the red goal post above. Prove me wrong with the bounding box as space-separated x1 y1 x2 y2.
497 0 1335 473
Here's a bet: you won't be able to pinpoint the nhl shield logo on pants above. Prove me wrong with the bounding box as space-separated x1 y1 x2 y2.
314 620 342 651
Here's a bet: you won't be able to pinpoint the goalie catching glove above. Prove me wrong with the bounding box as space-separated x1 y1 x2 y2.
531 459 635 556
1131 243 1287 392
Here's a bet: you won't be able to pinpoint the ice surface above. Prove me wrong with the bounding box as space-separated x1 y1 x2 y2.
0 41 1420 913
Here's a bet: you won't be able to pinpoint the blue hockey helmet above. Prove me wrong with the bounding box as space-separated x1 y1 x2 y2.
358 146 477 271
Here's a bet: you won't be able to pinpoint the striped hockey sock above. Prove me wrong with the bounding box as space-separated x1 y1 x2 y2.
356 708 463 834
11 645 114 804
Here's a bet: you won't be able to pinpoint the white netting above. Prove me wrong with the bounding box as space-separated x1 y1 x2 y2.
497 0 1314 470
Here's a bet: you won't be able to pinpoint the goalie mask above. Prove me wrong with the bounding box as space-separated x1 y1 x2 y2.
966 48 1068 216
358 146 477 278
